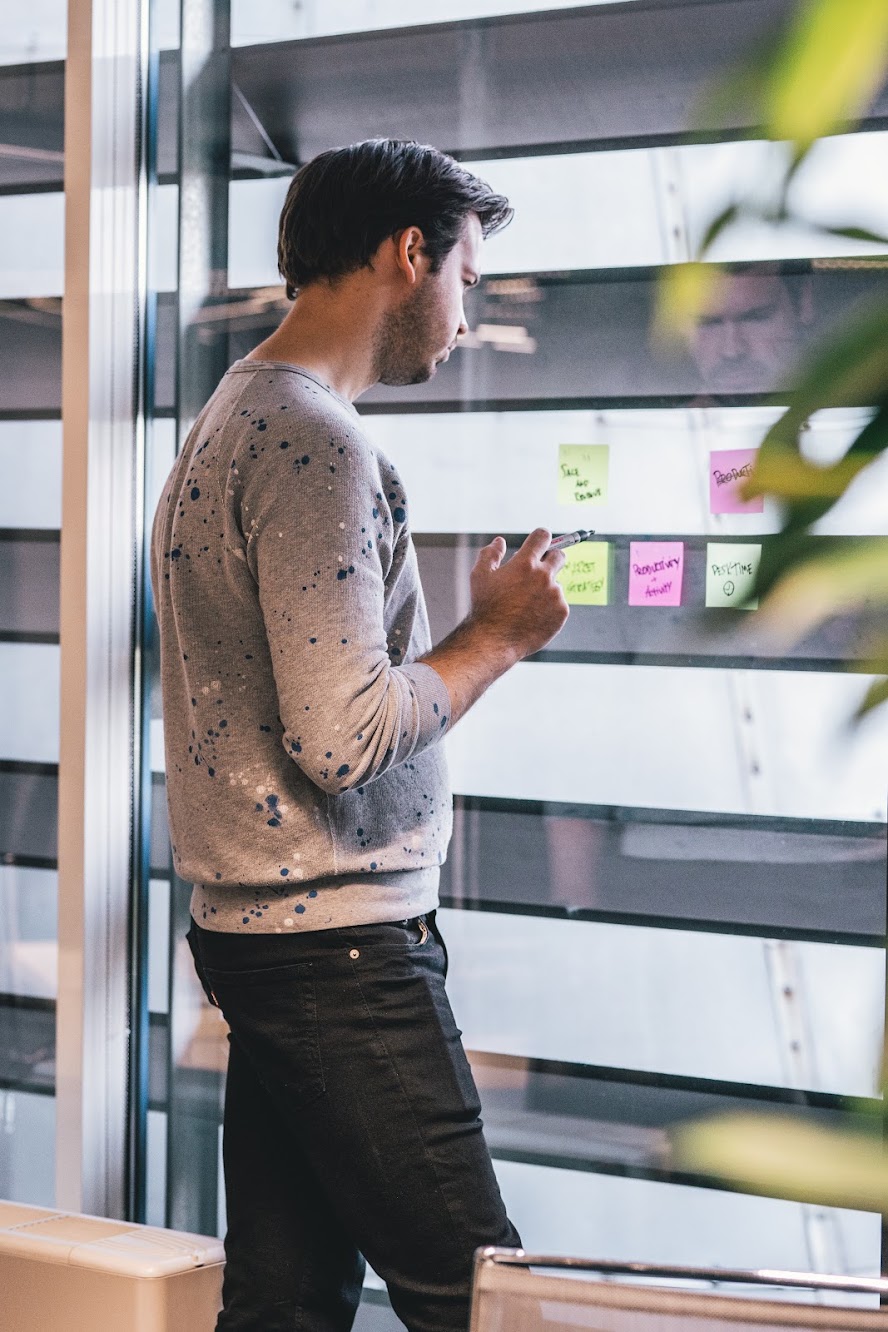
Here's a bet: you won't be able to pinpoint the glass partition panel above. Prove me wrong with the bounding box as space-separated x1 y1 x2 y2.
493 1161 881 1290
0 7 62 1211
442 800 886 940
479 135 888 271
0 1091 55 1205
65 134 888 302
10 266 888 415
377 407 885 536
0 1 66 64
0 867 57 1000
140 1 888 1317
232 0 631 44
0 423 62 529
222 5 888 164
0 193 64 299
442 910 884 1095
446 664 887 821
155 0 631 50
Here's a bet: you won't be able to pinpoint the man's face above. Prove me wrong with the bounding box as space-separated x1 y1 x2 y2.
690 274 801 393
373 214 482 387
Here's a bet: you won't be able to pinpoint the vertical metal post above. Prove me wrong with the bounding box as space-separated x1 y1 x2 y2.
164 0 232 1235
177 0 231 441
882 864 888 1289
57 0 146 1216
128 0 162 1225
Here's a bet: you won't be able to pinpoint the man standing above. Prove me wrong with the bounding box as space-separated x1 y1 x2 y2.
151 138 569 1332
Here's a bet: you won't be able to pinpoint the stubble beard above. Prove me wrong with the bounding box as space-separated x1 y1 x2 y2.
372 280 445 387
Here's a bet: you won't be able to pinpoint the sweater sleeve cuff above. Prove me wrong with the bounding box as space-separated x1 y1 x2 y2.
398 661 453 751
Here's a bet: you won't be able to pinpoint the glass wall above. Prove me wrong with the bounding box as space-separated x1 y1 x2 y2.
0 2 65 1207
137 0 888 1324
1 0 881 1298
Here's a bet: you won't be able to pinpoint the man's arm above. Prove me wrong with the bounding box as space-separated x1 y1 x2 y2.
240 416 451 794
419 528 569 725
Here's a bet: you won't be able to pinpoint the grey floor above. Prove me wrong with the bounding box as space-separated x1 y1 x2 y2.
354 1294 402 1331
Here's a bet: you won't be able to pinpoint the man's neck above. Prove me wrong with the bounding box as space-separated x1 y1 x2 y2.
247 286 380 402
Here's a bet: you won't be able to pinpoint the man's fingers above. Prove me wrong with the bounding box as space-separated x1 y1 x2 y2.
543 546 567 574
520 527 553 561
477 531 564 576
480 535 507 570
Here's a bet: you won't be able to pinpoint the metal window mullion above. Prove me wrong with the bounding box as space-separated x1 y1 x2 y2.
162 0 232 1238
56 0 145 1217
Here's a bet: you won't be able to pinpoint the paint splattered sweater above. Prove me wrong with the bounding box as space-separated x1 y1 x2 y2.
150 359 453 932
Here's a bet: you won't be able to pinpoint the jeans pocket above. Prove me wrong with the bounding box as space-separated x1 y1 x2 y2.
336 916 431 951
186 923 221 1008
410 915 431 948
203 960 326 1112
426 909 449 979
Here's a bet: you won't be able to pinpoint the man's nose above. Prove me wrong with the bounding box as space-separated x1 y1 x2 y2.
717 318 743 359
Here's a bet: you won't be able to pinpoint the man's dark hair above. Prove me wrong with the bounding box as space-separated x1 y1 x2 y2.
277 138 513 299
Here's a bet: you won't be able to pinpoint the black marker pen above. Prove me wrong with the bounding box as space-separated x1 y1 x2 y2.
548 528 596 551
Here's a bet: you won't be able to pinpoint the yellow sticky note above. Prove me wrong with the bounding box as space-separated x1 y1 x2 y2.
557 541 610 606
558 445 609 506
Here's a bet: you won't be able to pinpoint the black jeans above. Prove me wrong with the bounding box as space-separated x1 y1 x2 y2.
187 912 521 1332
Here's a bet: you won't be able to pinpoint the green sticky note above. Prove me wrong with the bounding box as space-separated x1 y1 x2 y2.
557 541 610 606
705 543 761 609
558 445 609 506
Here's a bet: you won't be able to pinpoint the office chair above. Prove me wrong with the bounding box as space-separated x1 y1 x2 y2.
470 1249 888 1332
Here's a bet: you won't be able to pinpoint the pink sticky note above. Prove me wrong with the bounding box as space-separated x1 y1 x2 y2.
629 542 684 606
710 449 764 514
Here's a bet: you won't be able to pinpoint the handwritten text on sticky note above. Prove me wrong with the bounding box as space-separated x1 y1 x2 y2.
557 541 610 606
706 543 761 609
558 445 609 505
629 542 684 606
710 448 764 514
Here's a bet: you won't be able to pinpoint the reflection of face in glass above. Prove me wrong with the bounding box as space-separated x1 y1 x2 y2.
690 273 810 394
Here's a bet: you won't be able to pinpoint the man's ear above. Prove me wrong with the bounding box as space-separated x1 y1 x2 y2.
393 226 425 286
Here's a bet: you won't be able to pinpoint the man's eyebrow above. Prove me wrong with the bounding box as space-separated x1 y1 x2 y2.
742 299 781 318
700 298 781 325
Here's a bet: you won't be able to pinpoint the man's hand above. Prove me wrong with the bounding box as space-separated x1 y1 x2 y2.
469 528 570 660
418 528 570 726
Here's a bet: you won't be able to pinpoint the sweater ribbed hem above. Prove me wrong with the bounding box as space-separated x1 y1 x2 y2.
190 865 440 933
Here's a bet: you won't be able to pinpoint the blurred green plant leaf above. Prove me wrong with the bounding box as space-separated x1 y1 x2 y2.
693 61 770 144
699 204 744 254
742 402 888 544
752 529 823 603
743 437 883 504
652 0 888 1222
737 305 888 547
672 1113 888 1209
854 673 888 720
764 0 888 150
816 224 888 247
766 301 888 425
653 262 727 344
776 150 815 213
751 537 888 646
659 0 888 729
